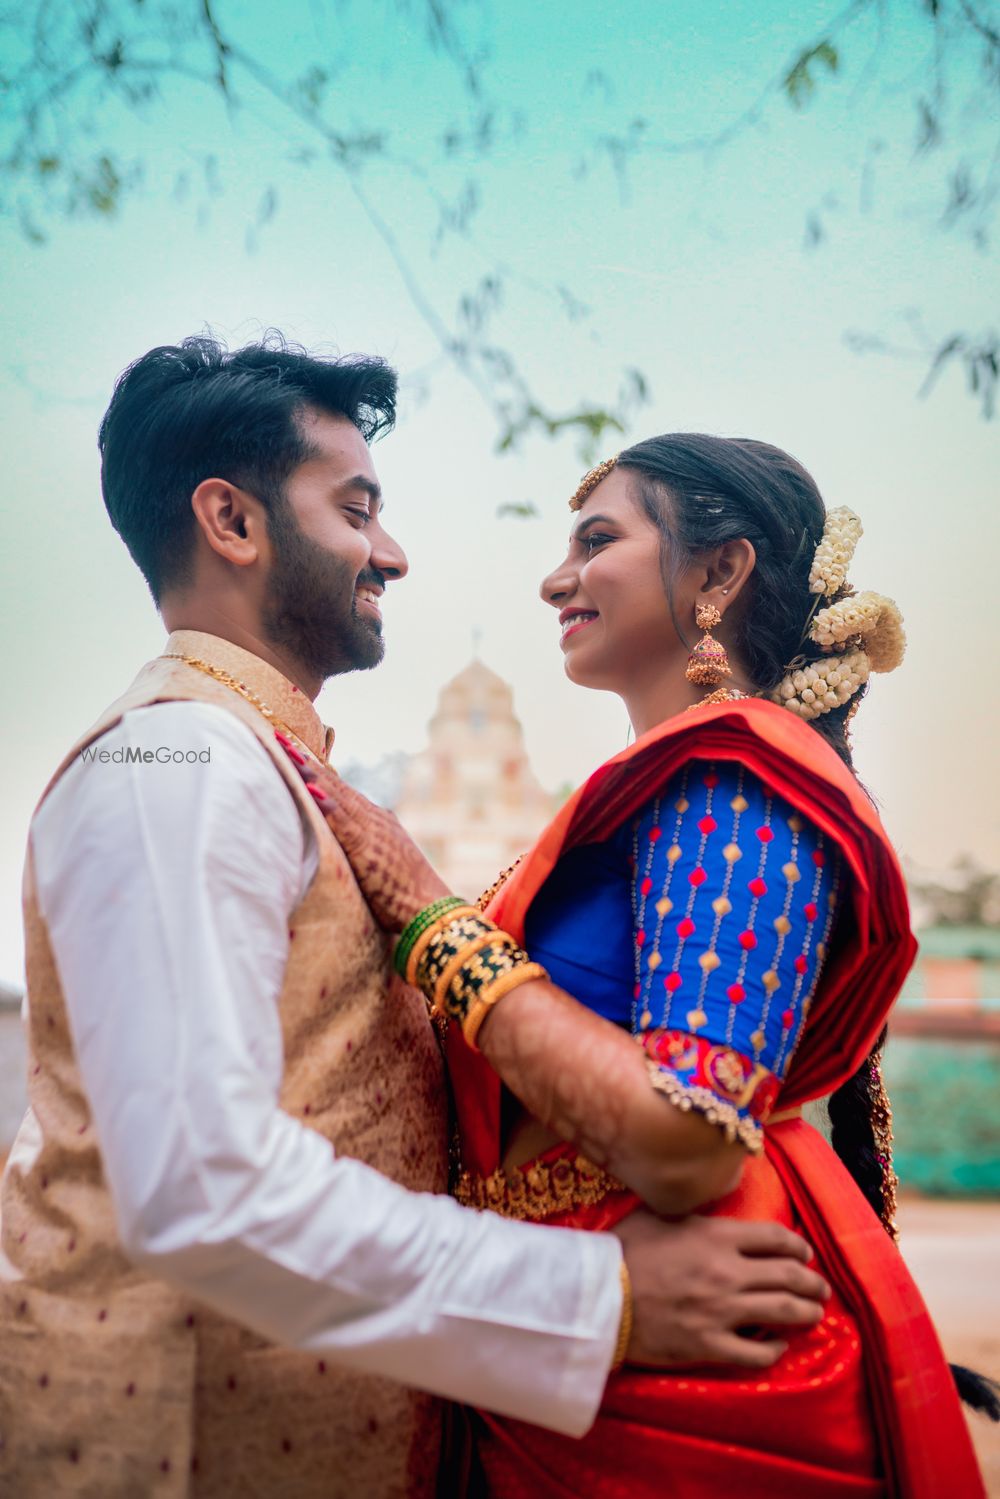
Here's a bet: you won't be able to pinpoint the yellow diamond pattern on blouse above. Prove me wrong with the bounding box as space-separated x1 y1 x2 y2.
675 797 690 812
750 1028 766 1051
730 794 749 813
648 951 662 969
787 814 803 833
699 951 721 973
762 969 781 991
712 896 732 916
640 1008 652 1028
656 896 673 917
782 862 801 883
687 1009 708 1030
773 914 792 936
667 844 683 864
723 842 742 863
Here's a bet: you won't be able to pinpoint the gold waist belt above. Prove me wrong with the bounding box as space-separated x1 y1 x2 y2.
453 1109 804 1222
453 1152 627 1222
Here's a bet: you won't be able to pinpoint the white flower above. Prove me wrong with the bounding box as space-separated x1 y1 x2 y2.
772 649 871 720
808 507 863 597
809 591 905 672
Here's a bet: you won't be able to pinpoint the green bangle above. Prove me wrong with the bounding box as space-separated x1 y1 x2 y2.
394 896 469 978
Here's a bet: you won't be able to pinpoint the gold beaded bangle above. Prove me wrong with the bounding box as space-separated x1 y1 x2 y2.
462 961 549 1051
405 905 484 987
611 1258 633 1372
431 931 519 1016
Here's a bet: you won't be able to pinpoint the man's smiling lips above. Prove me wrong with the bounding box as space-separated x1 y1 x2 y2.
355 584 383 620
559 607 599 643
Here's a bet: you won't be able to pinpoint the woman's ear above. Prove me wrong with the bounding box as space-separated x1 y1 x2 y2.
700 538 756 613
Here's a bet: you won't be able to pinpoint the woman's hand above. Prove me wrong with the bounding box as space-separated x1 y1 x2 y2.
277 741 451 933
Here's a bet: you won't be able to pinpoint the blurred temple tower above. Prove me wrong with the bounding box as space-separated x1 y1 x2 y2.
395 659 556 900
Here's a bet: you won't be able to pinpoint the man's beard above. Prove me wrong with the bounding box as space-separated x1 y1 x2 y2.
262 504 384 684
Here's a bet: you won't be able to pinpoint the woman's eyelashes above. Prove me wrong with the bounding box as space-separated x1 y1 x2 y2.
582 531 615 554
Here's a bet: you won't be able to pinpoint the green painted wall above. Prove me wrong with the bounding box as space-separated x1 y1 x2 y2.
883 1036 1000 1196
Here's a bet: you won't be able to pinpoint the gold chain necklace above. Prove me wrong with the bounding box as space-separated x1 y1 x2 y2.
161 654 323 762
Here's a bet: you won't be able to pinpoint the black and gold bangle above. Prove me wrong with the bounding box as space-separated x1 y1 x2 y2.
462 961 549 1050
394 897 470 979
415 912 500 993
406 907 486 988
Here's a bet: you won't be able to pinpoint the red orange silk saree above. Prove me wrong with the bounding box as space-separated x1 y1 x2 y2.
446 699 983 1498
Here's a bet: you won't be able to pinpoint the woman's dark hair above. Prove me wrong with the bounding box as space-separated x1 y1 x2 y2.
617 433 999 1420
616 432 861 769
98 331 398 602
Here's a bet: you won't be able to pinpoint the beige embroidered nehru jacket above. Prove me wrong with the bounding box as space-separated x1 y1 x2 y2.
0 632 449 1497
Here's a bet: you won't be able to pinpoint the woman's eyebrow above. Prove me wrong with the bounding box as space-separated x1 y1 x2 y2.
572 513 616 541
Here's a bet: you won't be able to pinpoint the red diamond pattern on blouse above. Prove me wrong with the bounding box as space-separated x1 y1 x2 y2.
627 760 842 1136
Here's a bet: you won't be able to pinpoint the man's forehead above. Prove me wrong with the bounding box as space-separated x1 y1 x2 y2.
298 406 379 483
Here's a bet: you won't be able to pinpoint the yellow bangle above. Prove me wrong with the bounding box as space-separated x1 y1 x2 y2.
405 905 483 987
611 1258 633 1372
462 961 549 1051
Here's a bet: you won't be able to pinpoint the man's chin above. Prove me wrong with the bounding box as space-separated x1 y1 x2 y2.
321 625 384 677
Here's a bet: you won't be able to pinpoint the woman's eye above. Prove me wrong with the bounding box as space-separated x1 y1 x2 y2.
346 508 371 526
583 532 613 553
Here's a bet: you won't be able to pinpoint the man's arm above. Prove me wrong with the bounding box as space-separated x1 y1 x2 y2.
31 702 623 1437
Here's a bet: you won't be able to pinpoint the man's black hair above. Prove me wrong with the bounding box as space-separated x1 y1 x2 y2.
98 331 398 601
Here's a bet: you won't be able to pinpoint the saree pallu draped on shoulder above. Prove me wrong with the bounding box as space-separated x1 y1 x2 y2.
447 700 984 1499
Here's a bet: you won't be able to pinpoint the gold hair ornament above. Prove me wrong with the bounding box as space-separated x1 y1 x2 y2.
569 455 619 511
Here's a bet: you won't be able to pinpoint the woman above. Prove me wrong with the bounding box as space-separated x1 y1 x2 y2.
289 435 988 1496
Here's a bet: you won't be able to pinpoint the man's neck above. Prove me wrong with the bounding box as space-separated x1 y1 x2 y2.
160 602 321 701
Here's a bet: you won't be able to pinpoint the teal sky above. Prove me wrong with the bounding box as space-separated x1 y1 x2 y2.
1 0 997 984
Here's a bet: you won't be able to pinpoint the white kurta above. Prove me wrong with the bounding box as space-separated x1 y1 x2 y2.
26 699 622 1437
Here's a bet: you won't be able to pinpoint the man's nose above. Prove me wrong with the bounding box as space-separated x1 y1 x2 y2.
371 525 409 582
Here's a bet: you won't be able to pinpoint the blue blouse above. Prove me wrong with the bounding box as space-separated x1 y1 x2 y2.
524 760 841 1150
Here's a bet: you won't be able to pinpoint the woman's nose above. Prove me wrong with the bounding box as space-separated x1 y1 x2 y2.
540 555 577 606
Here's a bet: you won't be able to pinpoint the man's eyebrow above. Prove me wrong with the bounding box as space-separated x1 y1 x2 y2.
341 475 382 506
571 512 615 541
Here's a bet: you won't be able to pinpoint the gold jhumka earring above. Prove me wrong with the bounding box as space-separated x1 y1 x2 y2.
685 603 732 687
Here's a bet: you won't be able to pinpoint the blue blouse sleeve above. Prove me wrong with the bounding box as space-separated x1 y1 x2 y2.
629 760 841 1152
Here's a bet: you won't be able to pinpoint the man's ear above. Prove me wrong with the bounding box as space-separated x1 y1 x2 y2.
190 478 268 568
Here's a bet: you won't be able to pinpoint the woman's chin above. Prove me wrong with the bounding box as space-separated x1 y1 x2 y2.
562 646 616 693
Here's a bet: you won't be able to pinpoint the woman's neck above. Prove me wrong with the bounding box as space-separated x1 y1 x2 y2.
623 677 706 739
623 662 754 739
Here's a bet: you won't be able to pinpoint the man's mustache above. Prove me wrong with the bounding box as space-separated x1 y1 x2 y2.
355 567 387 593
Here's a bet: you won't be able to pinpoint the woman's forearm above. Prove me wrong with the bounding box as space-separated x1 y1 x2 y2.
476 978 745 1216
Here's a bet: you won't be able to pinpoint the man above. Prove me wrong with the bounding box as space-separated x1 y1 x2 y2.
0 335 828 1496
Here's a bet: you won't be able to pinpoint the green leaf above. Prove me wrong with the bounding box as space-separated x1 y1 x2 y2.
783 40 839 110
497 500 540 519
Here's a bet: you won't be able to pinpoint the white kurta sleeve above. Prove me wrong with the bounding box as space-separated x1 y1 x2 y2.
30 700 622 1437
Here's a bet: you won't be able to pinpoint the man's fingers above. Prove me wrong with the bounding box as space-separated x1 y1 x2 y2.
726 1291 826 1331
700 1333 790 1370
739 1260 830 1302
724 1220 815 1262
